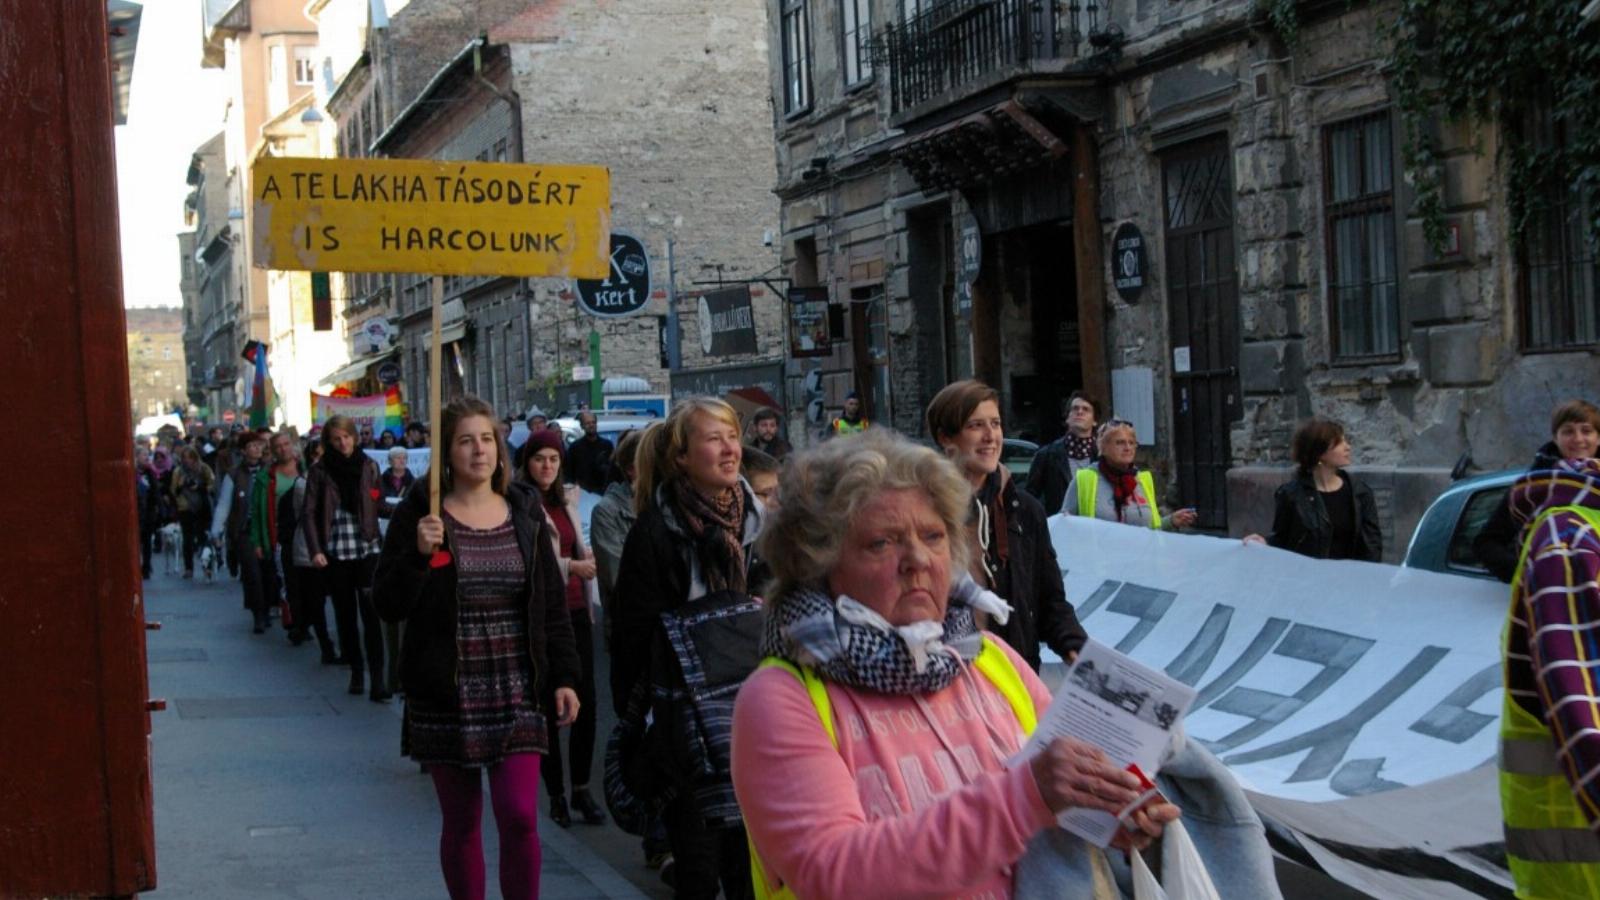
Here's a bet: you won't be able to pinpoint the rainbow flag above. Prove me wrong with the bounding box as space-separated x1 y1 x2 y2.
309 385 404 437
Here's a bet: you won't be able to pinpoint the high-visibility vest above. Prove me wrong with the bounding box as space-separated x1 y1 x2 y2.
1074 467 1162 530
830 417 869 436
1500 503 1600 900
748 636 1037 900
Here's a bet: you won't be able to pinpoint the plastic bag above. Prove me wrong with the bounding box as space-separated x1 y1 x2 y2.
1131 820 1222 900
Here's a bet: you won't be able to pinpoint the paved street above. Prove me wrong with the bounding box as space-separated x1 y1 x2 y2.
143 565 670 900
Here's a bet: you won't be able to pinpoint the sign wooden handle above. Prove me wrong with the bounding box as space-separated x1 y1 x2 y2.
428 275 443 521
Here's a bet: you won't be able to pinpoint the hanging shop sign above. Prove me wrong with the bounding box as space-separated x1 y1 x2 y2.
251 157 610 279
697 286 758 357
1111 222 1147 303
376 361 401 385
788 287 832 358
574 232 651 318
955 213 981 321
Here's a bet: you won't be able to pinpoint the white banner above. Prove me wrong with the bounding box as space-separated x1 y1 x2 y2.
1048 516 1506 803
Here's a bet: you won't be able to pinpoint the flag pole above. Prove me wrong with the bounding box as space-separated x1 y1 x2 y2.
428 275 443 520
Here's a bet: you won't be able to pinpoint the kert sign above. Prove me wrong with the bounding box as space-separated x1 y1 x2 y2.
251 157 611 278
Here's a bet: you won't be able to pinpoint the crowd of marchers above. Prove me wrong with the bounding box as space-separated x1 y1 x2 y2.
134 389 1600 900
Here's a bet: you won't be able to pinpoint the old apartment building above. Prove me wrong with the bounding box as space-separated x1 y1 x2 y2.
765 0 1596 536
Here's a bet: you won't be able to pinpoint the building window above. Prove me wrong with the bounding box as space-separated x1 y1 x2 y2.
1521 104 1598 351
1323 112 1399 359
293 46 316 85
840 0 872 87
781 0 812 115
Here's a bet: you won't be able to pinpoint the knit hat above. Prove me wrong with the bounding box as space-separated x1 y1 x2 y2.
516 426 566 473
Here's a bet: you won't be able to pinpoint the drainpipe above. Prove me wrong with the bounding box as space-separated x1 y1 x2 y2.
473 38 533 409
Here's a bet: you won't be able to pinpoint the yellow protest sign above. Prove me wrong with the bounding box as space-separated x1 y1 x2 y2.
250 157 610 279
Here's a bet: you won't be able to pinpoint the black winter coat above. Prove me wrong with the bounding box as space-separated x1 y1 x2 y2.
372 483 579 707
1268 469 1382 561
609 480 767 712
1473 442 1562 583
984 475 1088 671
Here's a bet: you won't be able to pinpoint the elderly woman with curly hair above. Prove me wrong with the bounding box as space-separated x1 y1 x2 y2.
731 429 1179 900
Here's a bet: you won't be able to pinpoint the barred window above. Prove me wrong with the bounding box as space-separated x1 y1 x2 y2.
781 0 812 115
1521 104 1598 351
1323 112 1399 360
840 0 872 87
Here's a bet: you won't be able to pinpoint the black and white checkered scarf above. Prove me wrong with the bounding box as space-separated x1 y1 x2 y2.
760 573 1014 695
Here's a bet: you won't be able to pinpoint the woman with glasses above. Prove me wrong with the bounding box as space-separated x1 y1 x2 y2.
1062 418 1198 530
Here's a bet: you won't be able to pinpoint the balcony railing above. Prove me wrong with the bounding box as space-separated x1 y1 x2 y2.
873 0 1099 115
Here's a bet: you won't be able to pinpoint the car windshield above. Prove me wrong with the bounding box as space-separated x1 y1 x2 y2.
1445 486 1510 573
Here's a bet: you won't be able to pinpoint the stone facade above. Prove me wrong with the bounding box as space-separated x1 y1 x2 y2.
766 0 1597 536
126 308 189 422
179 130 239 420
496 0 783 415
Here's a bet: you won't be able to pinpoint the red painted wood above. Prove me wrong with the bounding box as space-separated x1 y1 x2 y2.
0 1 156 895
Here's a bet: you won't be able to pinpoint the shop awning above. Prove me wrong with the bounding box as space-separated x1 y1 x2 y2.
320 349 397 388
436 322 468 347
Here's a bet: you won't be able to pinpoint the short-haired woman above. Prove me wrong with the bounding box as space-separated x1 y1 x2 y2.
374 395 580 900
732 429 1178 898
1474 399 1600 581
303 415 388 699
926 380 1086 671
612 397 767 898
513 428 604 829
1063 419 1198 529
1266 417 1381 561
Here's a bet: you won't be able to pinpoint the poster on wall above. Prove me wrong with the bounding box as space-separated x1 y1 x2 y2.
787 286 831 358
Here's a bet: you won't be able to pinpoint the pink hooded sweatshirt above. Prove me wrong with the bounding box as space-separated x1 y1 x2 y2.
731 638 1055 899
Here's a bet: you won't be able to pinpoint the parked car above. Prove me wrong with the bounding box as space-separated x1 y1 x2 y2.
552 409 661 446
1401 469 1519 580
1001 438 1039 479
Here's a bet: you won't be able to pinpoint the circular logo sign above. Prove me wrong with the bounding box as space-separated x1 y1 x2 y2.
1111 222 1146 303
376 361 401 385
697 295 715 356
575 233 651 318
957 213 982 284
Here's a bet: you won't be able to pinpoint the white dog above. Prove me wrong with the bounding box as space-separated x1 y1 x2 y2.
159 522 184 575
197 539 219 582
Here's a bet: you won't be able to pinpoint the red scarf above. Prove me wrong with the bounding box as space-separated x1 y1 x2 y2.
1098 459 1140 523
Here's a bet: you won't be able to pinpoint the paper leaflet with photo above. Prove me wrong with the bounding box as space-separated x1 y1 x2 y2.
1015 639 1197 846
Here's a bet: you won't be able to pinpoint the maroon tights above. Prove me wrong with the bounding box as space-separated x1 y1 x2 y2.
428 754 543 900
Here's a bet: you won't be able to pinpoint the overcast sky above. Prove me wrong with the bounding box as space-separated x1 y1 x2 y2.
115 0 227 309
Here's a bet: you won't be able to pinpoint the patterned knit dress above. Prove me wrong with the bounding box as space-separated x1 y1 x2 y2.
403 511 549 766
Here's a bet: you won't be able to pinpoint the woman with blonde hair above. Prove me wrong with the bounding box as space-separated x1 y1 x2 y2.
303 414 386 698
612 396 767 899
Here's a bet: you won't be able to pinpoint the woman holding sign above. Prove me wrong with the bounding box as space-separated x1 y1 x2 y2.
731 430 1178 899
374 396 579 900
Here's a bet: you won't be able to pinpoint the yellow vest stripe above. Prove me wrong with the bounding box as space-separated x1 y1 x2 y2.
750 636 1036 899
1500 502 1600 899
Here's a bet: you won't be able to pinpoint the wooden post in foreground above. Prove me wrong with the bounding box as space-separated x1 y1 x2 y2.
428 275 444 518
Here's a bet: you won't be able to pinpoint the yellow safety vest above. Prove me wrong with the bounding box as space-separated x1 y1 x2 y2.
748 636 1037 900
831 417 869 436
1074 468 1162 530
1500 503 1600 900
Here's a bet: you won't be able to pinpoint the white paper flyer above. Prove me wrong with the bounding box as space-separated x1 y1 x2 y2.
1016 639 1198 846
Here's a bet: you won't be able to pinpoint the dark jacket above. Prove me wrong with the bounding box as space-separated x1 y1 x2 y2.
378 468 414 520
1024 436 1094 516
372 482 579 706
223 461 265 541
300 454 381 560
609 478 767 711
985 473 1089 671
746 435 792 461
567 434 615 495
1268 468 1382 561
1473 441 1562 583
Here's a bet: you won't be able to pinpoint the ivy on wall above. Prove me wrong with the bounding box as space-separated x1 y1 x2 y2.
1387 0 1598 252
1262 0 1596 252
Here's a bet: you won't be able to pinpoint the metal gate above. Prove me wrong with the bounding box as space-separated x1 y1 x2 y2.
1161 138 1241 530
